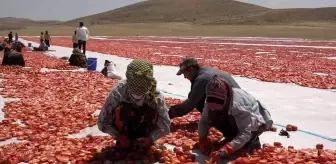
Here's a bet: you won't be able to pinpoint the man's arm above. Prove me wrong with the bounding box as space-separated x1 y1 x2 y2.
226 106 253 154
169 78 208 118
198 105 210 139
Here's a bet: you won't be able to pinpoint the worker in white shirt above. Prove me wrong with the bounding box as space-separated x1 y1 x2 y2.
76 22 89 54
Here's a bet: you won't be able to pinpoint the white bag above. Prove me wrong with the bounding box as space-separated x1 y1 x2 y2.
106 61 122 80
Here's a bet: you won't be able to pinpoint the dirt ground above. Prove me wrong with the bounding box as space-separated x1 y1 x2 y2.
1 23 336 40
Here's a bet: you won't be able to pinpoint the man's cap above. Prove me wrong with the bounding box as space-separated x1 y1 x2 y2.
176 57 198 75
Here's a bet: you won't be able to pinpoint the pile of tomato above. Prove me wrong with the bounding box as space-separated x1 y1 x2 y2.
23 36 336 89
156 129 198 147
164 98 201 132
170 110 201 132
155 147 197 164
91 144 199 164
157 128 223 146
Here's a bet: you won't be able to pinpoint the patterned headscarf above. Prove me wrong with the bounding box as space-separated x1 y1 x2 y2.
206 75 233 111
126 59 157 104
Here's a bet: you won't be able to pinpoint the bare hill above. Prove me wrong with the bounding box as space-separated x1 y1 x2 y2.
228 7 336 25
64 0 270 25
64 0 336 25
0 17 60 31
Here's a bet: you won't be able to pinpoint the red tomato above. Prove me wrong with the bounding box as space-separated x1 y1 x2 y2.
316 143 324 150
273 142 282 147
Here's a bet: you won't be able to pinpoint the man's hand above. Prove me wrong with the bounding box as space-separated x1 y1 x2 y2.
199 137 213 155
207 143 234 163
219 143 234 156
209 151 224 163
168 104 180 119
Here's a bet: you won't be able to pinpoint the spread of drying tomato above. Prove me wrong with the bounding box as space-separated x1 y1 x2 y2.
0 135 115 163
0 55 199 163
0 59 117 163
23 36 336 89
223 143 336 164
1 44 336 163
0 50 76 70
100 36 336 47
0 70 116 137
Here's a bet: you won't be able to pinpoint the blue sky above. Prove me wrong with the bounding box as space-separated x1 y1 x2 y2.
0 0 335 21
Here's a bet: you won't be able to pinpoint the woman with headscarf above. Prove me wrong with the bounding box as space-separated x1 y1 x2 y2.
98 59 170 151
198 75 273 163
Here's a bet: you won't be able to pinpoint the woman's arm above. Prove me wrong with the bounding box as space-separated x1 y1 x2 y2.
148 93 171 141
97 83 124 137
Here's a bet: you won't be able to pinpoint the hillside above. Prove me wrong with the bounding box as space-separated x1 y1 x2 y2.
64 0 336 25
229 7 336 25
0 17 60 31
64 0 270 25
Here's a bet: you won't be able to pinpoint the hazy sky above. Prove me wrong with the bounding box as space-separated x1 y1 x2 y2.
237 0 336 8
0 0 143 21
0 0 335 21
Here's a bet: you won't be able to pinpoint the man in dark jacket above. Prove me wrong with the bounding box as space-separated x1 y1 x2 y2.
168 57 240 118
